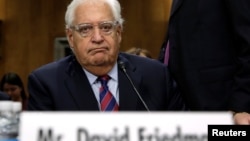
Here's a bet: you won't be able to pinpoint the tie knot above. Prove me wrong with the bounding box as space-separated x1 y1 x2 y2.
98 75 111 85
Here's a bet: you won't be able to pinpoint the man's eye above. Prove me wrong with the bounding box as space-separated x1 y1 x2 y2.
100 24 113 32
78 25 93 33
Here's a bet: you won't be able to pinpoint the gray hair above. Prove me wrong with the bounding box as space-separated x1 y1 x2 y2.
65 0 124 29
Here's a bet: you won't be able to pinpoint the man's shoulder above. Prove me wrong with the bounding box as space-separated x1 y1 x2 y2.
29 55 76 79
0 91 10 100
119 52 164 67
33 55 74 73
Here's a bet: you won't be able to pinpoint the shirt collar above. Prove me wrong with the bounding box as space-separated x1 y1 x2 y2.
83 62 118 84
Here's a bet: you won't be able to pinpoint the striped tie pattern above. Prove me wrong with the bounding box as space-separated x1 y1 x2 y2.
98 75 119 111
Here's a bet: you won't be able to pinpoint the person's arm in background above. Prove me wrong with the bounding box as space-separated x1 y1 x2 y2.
227 0 250 124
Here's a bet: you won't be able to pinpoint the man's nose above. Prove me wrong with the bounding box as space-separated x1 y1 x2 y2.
91 27 104 42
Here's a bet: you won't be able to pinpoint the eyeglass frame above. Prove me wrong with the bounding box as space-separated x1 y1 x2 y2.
69 21 119 38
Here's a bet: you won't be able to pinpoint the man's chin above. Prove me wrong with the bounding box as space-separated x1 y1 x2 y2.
92 59 107 66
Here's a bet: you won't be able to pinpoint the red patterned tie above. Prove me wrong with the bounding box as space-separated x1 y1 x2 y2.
98 75 119 111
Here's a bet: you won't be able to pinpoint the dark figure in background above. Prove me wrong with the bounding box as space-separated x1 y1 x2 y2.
0 72 27 110
158 0 250 124
27 0 185 111
125 47 152 58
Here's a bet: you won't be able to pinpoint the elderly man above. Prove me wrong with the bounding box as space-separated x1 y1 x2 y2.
27 0 186 111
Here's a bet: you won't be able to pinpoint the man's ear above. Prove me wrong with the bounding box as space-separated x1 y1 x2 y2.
66 28 74 48
116 25 123 43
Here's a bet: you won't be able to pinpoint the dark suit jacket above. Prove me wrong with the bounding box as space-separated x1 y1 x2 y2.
0 91 10 100
27 53 185 111
159 0 250 112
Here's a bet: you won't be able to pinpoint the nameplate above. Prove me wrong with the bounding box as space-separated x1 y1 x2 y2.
19 112 233 141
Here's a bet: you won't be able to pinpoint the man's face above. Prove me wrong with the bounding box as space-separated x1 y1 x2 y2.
66 2 122 68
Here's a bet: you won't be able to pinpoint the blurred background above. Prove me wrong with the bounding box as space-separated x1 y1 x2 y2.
0 0 172 98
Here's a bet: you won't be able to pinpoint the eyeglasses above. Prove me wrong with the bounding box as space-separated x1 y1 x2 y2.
70 21 119 37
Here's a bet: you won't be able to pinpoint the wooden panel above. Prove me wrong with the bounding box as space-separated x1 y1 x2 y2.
0 0 71 97
0 20 2 59
119 0 172 59
0 0 5 74
0 0 5 19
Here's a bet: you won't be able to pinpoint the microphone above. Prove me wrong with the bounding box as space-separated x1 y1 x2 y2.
118 61 150 111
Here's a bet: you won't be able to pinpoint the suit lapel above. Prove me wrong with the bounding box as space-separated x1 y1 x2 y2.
171 0 183 16
118 56 143 111
64 58 99 110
